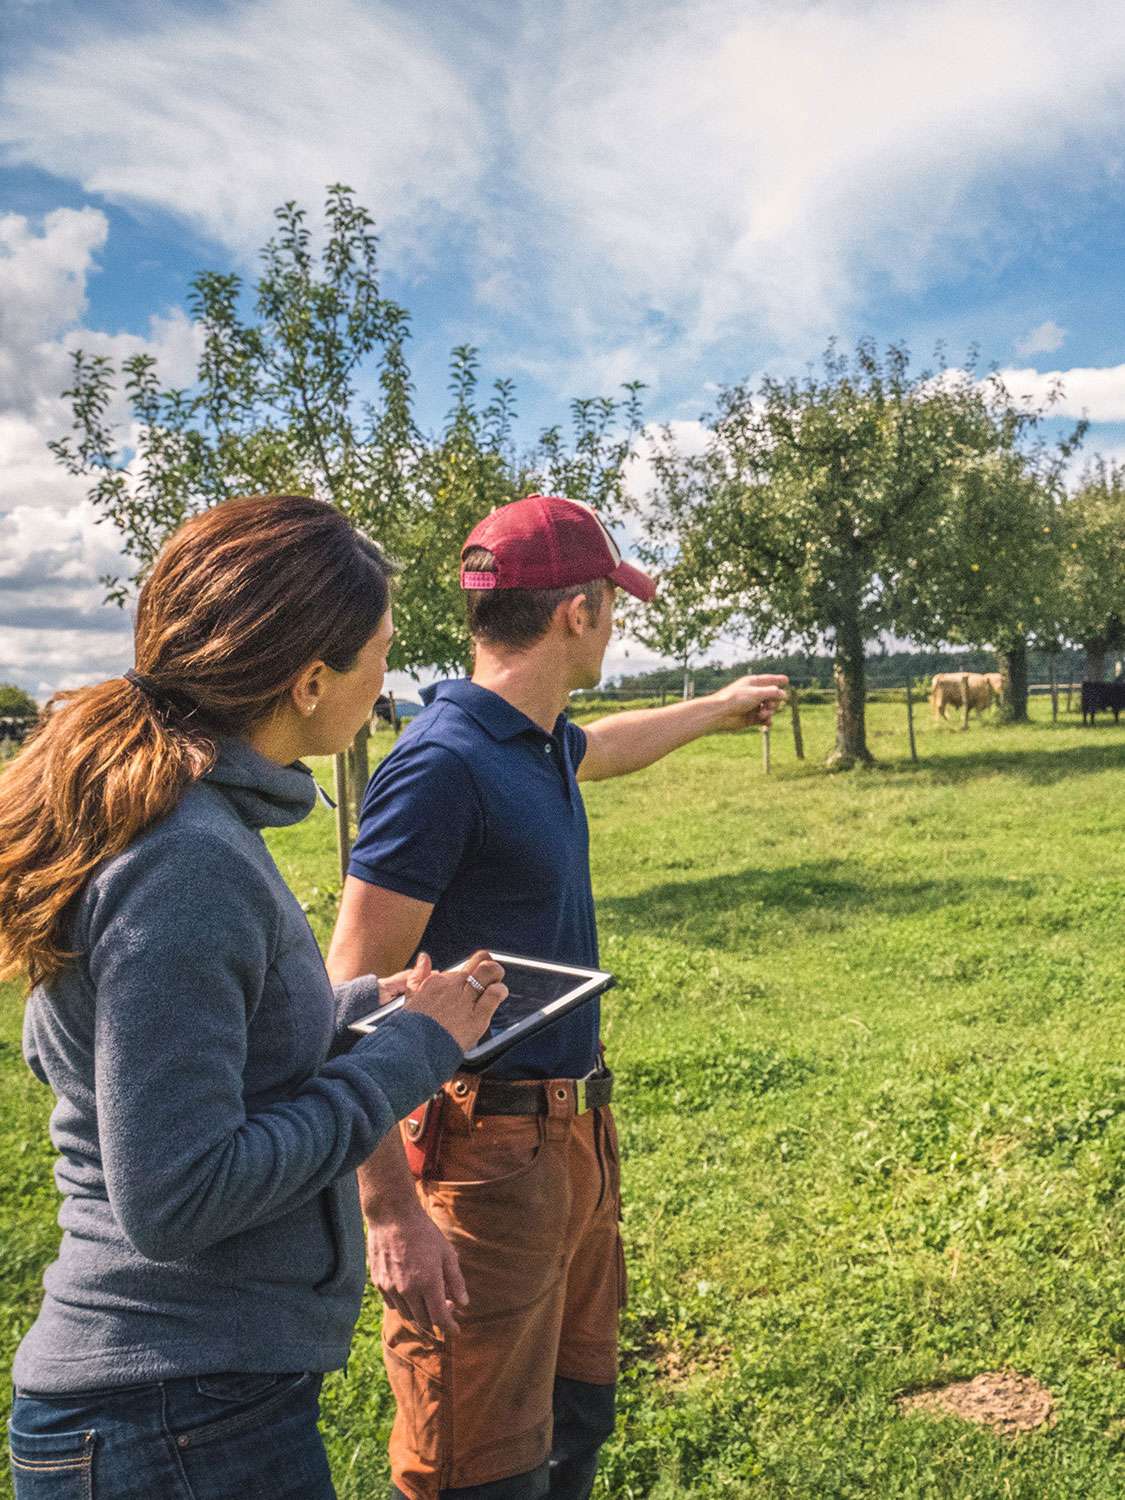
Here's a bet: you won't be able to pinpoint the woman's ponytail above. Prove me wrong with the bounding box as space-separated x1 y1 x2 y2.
0 678 215 985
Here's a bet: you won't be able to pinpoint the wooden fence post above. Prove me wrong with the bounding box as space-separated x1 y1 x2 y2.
789 686 805 760
905 680 919 763
388 690 402 735
333 753 350 881
961 672 971 731
1050 658 1059 723
1066 678 1074 715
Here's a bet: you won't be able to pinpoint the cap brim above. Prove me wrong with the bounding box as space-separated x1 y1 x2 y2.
609 559 657 602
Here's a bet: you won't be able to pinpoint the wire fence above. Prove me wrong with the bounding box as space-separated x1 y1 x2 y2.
571 677 1098 710
566 671 1115 775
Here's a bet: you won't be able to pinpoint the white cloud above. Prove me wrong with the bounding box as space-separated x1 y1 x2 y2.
0 412 90 509
8 0 1125 399
0 501 133 697
0 624 133 702
501 0 1125 366
1 0 487 264
623 419 709 512
0 207 108 428
0 500 129 596
0 208 106 356
599 628 745 686
600 637 681 683
1015 319 1067 358
998 363 1125 422
0 212 196 696
10 0 1125 384
0 209 199 492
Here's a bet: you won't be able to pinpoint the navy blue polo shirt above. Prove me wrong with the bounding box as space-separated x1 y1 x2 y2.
348 680 599 1080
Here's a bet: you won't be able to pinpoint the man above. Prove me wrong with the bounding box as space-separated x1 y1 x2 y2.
327 495 786 1500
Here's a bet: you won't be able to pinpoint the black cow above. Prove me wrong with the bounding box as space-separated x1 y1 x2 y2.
1081 680 1125 724
0 714 36 744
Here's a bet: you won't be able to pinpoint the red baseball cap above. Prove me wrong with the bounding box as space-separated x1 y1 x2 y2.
460 495 656 602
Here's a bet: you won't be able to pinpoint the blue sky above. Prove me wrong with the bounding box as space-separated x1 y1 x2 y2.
5 0 1125 697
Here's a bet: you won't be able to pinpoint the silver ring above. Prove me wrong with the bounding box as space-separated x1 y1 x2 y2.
464 974 486 995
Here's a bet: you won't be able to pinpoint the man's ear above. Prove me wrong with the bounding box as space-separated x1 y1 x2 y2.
560 592 591 636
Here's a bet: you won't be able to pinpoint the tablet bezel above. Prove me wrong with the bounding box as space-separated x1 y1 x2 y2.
347 952 614 1071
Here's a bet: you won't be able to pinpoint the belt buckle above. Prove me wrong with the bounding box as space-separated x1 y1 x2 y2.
574 1068 600 1114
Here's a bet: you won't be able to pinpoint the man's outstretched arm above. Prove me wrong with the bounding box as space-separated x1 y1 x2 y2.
577 674 789 782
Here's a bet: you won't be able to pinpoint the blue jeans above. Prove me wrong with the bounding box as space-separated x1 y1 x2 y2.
8 1371 334 1499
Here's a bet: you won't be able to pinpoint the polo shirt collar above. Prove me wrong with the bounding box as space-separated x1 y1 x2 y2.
423 679 563 741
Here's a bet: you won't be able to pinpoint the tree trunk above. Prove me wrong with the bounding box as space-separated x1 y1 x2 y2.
826 613 872 769
333 754 350 881
997 639 1029 722
1084 638 1107 683
348 719 371 823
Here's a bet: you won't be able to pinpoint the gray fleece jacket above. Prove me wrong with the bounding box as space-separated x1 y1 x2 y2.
14 737 462 1393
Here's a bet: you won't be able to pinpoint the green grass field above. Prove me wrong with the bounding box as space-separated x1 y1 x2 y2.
3 701 1123 1497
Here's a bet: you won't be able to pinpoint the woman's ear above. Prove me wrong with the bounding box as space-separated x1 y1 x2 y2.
290 660 327 717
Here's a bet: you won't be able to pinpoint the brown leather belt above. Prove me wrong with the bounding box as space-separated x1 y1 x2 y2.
473 1068 614 1116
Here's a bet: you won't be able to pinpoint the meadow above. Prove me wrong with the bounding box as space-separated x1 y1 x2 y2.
2 699 1122 1497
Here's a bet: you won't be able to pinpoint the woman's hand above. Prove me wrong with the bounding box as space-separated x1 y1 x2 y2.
400 949 507 1053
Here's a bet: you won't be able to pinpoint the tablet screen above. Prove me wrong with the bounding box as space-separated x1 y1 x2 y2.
348 953 614 1070
485 962 588 1026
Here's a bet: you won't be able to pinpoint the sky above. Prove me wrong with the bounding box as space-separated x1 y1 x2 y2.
4 0 1125 701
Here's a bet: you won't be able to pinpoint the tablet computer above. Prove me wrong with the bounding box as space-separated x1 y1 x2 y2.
348 953 615 1072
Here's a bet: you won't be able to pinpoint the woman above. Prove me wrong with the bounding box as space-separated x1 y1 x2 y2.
1 494 506 1499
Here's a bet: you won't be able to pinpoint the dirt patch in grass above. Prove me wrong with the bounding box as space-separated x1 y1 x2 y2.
654 1338 732 1390
898 1370 1057 1435
630 1321 733 1393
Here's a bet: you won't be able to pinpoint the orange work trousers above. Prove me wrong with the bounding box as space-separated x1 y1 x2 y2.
382 1073 626 1500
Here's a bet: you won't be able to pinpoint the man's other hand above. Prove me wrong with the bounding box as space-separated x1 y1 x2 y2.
706 674 789 731
367 1205 468 1336
375 950 432 1007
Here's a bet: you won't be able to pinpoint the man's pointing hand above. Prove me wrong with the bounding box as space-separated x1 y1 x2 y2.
706 674 789 731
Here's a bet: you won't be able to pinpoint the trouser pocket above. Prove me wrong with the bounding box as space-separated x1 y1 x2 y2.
170 1371 311 1451
167 1372 334 1500
8 1422 95 1499
383 1318 447 1467
192 1371 302 1406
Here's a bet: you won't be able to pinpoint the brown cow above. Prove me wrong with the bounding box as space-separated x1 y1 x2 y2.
930 672 1001 721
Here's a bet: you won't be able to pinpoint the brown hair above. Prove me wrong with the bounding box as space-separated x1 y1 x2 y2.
462 546 607 651
0 495 393 987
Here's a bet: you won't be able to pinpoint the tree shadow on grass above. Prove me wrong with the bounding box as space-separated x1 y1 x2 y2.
599 858 1018 948
893 740 1125 787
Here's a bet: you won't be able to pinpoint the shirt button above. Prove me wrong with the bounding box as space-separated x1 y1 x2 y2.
544 744 553 754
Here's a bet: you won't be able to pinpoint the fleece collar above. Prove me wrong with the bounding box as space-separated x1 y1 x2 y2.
203 736 318 829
